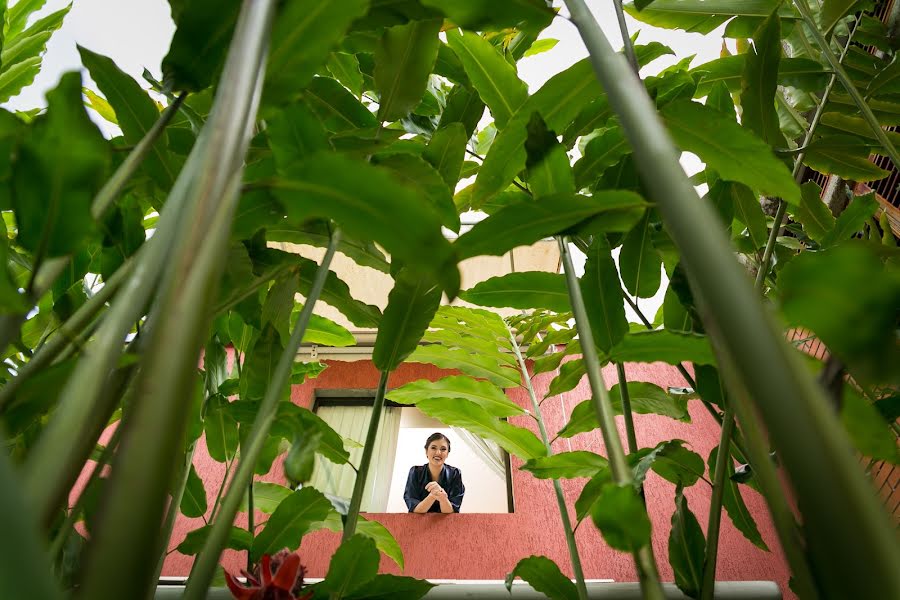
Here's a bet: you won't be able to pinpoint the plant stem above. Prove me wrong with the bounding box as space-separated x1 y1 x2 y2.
700 406 734 600
615 363 638 454
563 1 900 596
558 236 665 600
611 0 639 74
91 92 187 220
342 369 389 541
184 228 342 599
247 479 255 572
508 325 588 600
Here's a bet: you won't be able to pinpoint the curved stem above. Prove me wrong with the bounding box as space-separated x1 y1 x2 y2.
508 326 588 600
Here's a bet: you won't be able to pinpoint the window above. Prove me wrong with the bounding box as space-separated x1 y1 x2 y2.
310 390 514 513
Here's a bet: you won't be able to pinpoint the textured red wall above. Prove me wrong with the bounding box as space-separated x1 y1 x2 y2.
157 357 791 597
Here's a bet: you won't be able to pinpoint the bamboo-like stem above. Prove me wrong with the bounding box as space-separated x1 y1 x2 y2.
247 479 255 572
507 326 588 600
558 236 665 600
700 407 735 600
342 369 390 542
562 1 900 596
185 229 341 599
615 363 638 454
611 0 639 74
91 92 188 220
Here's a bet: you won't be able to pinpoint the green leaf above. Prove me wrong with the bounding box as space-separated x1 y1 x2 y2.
459 272 570 312
524 38 560 58
661 100 800 204
261 276 298 347
456 192 645 260
295 407 351 465
250 487 334 561
445 29 527 130
284 430 320 485
374 153 459 231
708 447 769 551
437 85 485 137
740 12 786 148
327 52 364 98
669 487 706 598
625 0 788 34
239 482 293 514
0 5 69 102
318 534 380 598
12 71 109 257
272 152 457 294
558 383 690 439
177 525 251 555
407 344 521 387
303 76 378 132
5 0 48 39
793 181 835 243
573 126 631 189
356 518 405 570
581 236 628 352
820 0 861 36
842 388 900 464
505 555 579 600
546 359 585 398
422 0 554 32
78 46 175 190
692 56 829 97
266 101 331 172
263 0 370 107
161 0 241 91
590 483 652 551
728 182 768 251
387 376 524 418
423 122 467 189
375 19 441 122
620 212 662 299
300 313 356 347
297 257 382 328
803 136 891 182
345 574 435 600
609 330 716 366
522 451 609 479
373 269 442 372
417 397 547 460
820 192 879 248
204 394 239 463
634 440 705 489
240 324 287 403
179 463 207 518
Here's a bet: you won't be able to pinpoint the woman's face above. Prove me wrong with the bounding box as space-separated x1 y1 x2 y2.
425 438 449 467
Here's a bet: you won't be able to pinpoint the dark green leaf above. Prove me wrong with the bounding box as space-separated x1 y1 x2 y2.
180 463 207 518
460 272 570 312
841 389 900 464
387 376 524 417
327 52 364 98
708 447 769 550
161 0 240 91
204 394 239 463
546 359 585 398
240 324 287 403
437 85 484 137
803 136 891 182
620 212 662 298
581 236 628 352
303 76 378 132
408 344 521 387
422 0 554 32
423 122 467 189
740 13 786 148
591 483 652 551
669 486 706 598
177 525 251 555
374 153 459 231
375 19 441 121
574 126 631 189
284 430 320 485
728 182 768 251
267 101 331 172
505 555 579 600
251 487 334 561
522 451 608 479
636 440 705 487
692 55 829 97
820 192 879 248
609 330 716 366
793 181 835 243
373 269 442 372
820 0 861 36
346 574 435 600
318 534 380 597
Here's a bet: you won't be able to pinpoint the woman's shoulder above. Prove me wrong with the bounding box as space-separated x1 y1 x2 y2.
444 464 462 476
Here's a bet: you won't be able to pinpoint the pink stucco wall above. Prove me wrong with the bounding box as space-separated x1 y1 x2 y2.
154 356 790 596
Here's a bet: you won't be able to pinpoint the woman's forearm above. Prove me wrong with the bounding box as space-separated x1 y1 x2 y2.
438 497 454 513
413 496 436 513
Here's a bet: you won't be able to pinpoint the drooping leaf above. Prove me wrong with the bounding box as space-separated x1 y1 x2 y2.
546 359 585 398
620 212 663 299
558 383 689 439
422 0 554 32
355 518 405 570
728 182 768 251
302 76 378 132
266 100 331 172
669 486 706 598
177 525 252 555
437 85 485 137
521 451 609 479
708 447 769 551
505 555 579 600
573 126 631 189
625 0 789 35
407 344 521 388
609 330 716 366
580 235 628 353
299 313 356 347
239 482 293 514
373 269 442 372
250 487 334 561
318 534 380 598
204 394 239 463
740 12 786 148
591 483 652 551
841 389 900 464
161 0 241 91
459 272 570 312
661 100 800 204
240 324 287 403
327 52 364 97
297 257 382 329
692 55 829 97
820 192 879 248
423 122 467 189
820 0 862 36
375 19 441 122
345 574 435 600
803 136 892 182
374 153 459 231
445 29 527 130
416 397 547 460
793 181 835 243
387 376 524 417
635 440 706 487
179 463 207 518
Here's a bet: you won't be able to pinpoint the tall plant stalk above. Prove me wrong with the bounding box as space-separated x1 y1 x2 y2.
615 363 638 454
186 229 342 599
562 1 900 597
558 237 665 600
700 407 734 600
507 326 588 600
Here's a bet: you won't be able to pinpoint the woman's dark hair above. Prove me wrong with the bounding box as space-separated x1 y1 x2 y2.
424 432 450 452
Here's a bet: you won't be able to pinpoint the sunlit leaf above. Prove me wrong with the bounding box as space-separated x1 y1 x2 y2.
387 376 525 417
505 555 579 600
522 451 608 479
460 272 570 312
250 487 334 561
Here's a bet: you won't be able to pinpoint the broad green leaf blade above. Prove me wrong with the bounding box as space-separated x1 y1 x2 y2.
375 19 441 122
12 72 109 257
297 257 382 328
546 359 586 398
302 76 378 132
820 0 860 36
0 4 69 102
345 574 435 600
373 270 442 372
204 394 239 463
591 483 651 551
670 487 706 598
239 325 286 403
522 451 609 479
5 0 47 39
459 272 570 312
445 29 527 129
374 153 459 231
327 52 363 97
263 0 370 107
177 525 252 555
455 192 646 260
841 390 900 464
250 486 334 561
708 447 769 551
300 313 356 347
740 12 786 148
318 534 380 598
640 440 706 487
438 85 485 137
422 0 554 32
423 122 467 189
792 181 835 243
661 100 800 204
273 152 457 294
692 56 829 97
161 0 241 91
356 517 405 570
580 236 628 352
179 463 207 518
423 328 518 369
625 0 789 34
728 182 768 251
78 46 175 190
573 126 631 189
407 345 522 388
505 555 579 600
266 100 331 172
296 408 351 465
620 213 662 299
820 192 878 248
803 136 892 182
239 482 293 514
387 376 525 418
417 397 547 460
558 383 689 439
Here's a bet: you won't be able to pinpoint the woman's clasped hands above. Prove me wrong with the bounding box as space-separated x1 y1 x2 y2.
425 481 448 502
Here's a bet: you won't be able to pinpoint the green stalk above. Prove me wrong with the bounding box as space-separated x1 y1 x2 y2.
342 369 389 541
611 0 639 74
700 407 734 600
0 258 134 411
615 363 638 454
185 229 342 599
508 326 588 600
91 92 188 220
558 236 665 600
755 18 855 290
563 1 900 597
247 479 255 572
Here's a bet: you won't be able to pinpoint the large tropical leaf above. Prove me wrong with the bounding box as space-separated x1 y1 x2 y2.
459 272 570 312
375 19 442 121
580 236 628 352
407 344 521 387
692 56 829 97
669 487 706 598
619 212 663 299
590 483 651 551
422 0 555 32
387 376 525 417
521 451 609 479
625 0 790 34
740 12 786 148
505 555 579 600
0 4 70 102
161 0 241 91
608 330 716 366
372 269 442 372
250 487 334 561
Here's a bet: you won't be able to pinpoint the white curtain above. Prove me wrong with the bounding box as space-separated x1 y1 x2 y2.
308 405 401 512
451 426 506 479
